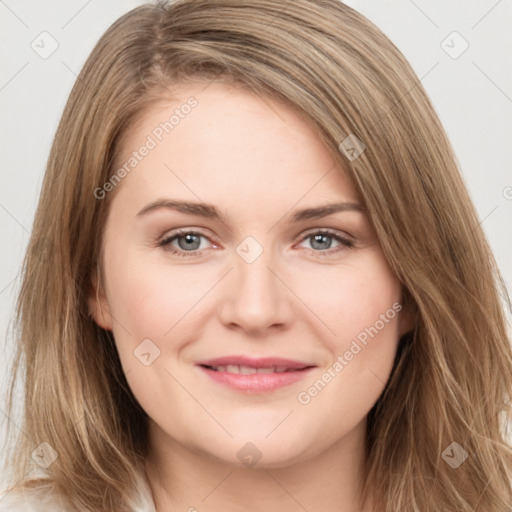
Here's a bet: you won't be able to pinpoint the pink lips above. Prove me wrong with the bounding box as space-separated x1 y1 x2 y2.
196 355 316 393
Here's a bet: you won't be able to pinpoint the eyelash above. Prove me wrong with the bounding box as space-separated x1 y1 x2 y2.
157 228 354 258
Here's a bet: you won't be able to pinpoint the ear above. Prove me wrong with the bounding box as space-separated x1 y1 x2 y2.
397 292 416 338
88 269 113 331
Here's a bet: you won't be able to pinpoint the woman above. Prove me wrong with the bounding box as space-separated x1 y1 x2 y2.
2 0 511 511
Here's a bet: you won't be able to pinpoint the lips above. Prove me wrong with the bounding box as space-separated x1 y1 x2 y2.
196 356 316 393
204 365 295 374
196 355 314 371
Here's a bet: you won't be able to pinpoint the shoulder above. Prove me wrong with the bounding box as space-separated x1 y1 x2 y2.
0 471 156 512
0 487 68 511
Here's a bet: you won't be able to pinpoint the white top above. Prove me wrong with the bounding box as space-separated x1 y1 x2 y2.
0 471 157 512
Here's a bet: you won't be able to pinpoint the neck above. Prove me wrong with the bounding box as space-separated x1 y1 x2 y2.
145 419 374 512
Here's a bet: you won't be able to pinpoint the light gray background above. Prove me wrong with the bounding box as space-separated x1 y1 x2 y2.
1 0 511 487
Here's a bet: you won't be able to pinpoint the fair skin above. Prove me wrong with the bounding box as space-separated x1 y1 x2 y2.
90 81 411 512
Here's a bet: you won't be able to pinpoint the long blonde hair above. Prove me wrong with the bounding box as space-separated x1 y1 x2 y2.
3 1 512 510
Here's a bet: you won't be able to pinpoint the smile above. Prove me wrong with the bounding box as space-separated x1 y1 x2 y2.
197 364 315 393
203 364 306 374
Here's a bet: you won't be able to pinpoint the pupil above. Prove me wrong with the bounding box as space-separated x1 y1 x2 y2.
311 234 331 250
178 234 201 250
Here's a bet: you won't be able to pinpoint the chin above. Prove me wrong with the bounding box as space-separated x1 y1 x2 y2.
210 433 315 470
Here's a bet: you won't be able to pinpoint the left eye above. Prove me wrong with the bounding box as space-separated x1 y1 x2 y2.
296 231 353 253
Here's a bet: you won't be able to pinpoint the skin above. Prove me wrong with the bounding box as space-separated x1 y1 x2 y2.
89 81 412 512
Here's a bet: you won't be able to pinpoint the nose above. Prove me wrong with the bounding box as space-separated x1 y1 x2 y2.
217 245 294 335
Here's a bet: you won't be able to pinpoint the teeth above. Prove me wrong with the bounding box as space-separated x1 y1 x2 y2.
208 365 293 374
256 367 274 374
238 366 257 375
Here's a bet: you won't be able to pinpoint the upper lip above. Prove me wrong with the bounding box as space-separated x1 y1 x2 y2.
196 356 315 370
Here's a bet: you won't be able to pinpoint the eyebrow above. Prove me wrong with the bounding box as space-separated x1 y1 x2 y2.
136 199 365 223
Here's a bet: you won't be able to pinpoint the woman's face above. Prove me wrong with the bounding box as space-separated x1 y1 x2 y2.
90 81 410 468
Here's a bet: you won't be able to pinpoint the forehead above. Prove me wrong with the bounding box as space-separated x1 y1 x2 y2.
111 81 359 214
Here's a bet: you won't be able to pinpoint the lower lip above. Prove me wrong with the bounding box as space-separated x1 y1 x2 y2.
198 366 315 393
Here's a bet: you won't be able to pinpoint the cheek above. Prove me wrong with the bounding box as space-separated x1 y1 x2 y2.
294 253 402 419
104 250 211 340
102 254 210 399
293 252 402 346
